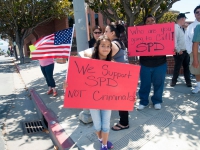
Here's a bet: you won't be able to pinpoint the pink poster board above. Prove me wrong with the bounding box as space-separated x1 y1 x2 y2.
128 22 175 56
64 56 140 111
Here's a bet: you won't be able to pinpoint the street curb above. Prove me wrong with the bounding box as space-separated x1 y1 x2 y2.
14 62 75 150
30 89 75 150
12 59 20 73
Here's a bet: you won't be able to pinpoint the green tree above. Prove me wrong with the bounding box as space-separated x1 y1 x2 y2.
158 11 178 23
133 11 178 25
86 0 180 26
0 0 72 63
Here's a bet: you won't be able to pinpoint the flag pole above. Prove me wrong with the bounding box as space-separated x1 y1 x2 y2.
65 24 75 82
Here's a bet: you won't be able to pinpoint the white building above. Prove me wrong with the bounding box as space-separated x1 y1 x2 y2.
0 39 9 53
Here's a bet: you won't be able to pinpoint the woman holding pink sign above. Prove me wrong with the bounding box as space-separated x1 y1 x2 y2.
104 22 130 131
137 15 167 110
64 35 114 150
89 35 114 150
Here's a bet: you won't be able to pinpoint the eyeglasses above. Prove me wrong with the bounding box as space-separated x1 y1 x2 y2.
195 11 200 14
93 32 102 34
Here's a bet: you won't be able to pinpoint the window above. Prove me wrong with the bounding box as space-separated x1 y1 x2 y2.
68 16 74 27
95 14 99 26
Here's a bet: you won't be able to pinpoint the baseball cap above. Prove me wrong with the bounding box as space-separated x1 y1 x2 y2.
177 13 187 19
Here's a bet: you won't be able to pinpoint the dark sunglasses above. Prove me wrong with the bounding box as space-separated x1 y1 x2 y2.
93 32 102 34
195 11 200 14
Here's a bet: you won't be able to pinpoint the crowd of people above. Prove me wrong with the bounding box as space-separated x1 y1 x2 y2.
39 5 200 150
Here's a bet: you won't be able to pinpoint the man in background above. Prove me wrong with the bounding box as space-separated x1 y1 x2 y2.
185 5 200 93
192 24 200 69
171 13 191 87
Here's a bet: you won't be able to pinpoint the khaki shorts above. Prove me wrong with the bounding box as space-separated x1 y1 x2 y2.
190 52 200 75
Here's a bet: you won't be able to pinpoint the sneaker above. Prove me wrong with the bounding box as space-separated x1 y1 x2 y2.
53 91 58 97
192 86 200 94
137 104 148 110
47 89 53 95
101 146 108 150
170 82 176 87
100 141 113 149
154 103 161 110
186 82 192 87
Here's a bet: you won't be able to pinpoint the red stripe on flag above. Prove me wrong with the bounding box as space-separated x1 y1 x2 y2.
31 56 69 60
36 46 71 50
31 51 70 54
34 34 54 47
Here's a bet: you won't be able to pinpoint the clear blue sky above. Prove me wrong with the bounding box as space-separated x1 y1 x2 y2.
171 0 200 21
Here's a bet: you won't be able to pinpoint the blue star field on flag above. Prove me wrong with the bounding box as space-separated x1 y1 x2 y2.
54 27 73 45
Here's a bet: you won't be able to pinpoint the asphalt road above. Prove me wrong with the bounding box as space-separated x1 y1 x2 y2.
0 56 54 150
0 56 15 150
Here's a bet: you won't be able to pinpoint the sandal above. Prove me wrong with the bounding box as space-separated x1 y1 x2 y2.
111 124 129 131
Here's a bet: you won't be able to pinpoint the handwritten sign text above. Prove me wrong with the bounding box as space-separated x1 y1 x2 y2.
64 57 140 111
128 23 175 56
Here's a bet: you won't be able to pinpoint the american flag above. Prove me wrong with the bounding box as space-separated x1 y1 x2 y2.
30 27 74 60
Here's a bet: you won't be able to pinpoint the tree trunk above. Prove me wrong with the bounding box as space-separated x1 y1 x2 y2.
18 42 24 64
128 16 135 27
15 30 25 64
13 45 18 60
12 37 18 60
127 16 139 63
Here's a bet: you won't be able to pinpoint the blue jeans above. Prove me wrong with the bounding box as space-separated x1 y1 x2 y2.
40 63 56 88
90 109 111 133
138 63 167 106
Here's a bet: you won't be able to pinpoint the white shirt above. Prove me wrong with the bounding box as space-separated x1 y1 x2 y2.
78 47 94 58
185 20 200 54
175 24 186 52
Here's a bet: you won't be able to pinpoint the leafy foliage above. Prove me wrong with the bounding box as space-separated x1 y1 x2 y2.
86 0 180 26
0 0 72 63
158 11 178 23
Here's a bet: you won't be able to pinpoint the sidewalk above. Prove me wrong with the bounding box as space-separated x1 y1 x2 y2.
16 59 200 150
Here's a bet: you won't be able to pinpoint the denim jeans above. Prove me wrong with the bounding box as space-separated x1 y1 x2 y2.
90 109 111 133
172 51 191 83
139 63 167 106
40 63 56 88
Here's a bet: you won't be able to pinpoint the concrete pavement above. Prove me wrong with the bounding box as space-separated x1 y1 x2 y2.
16 59 200 150
0 56 54 150
0 57 14 150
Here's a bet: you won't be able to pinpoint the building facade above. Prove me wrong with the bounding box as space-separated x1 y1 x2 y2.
23 7 193 75
23 7 108 57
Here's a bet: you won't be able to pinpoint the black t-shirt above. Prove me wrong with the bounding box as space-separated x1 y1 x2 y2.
88 38 96 48
139 56 166 67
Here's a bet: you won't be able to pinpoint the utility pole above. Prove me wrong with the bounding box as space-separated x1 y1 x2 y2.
73 0 89 54
73 0 92 124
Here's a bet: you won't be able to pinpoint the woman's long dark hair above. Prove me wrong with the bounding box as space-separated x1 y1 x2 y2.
143 14 156 25
92 35 112 61
107 22 125 38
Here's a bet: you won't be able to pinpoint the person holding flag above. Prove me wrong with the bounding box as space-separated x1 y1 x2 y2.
39 58 57 96
29 27 74 97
